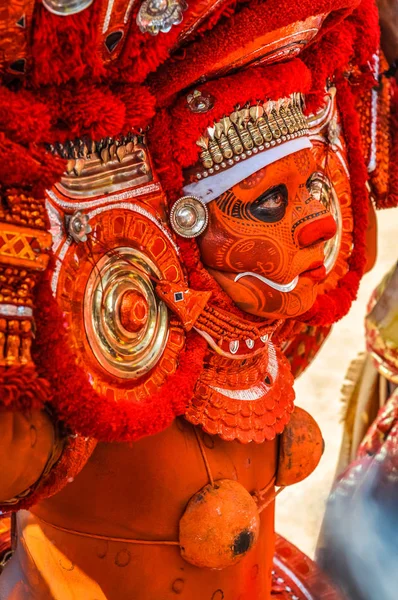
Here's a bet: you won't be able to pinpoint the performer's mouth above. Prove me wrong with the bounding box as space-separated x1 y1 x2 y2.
300 261 326 281
234 271 299 293
233 261 326 292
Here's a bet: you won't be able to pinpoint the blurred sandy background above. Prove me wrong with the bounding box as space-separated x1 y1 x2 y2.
275 207 398 558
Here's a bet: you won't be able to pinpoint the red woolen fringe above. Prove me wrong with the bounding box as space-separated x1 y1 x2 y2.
1 83 155 148
33 279 208 443
111 0 239 85
45 83 127 141
192 0 238 37
0 367 50 412
0 135 65 198
0 87 52 145
348 0 380 68
13 0 364 91
300 77 369 326
303 0 379 112
30 2 105 87
115 84 156 130
303 21 356 112
0 81 155 201
147 107 184 203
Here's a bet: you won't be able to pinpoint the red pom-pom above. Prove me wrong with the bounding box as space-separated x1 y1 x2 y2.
48 84 126 141
0 367 50 412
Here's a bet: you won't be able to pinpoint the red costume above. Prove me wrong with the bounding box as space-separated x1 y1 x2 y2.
0 0 396 598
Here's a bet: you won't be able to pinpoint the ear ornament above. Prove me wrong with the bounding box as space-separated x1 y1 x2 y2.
170 195 209 238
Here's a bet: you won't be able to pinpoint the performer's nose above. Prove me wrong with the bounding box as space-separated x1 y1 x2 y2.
295 199 337 248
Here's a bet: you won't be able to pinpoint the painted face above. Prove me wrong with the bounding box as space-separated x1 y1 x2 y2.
198 149 337 319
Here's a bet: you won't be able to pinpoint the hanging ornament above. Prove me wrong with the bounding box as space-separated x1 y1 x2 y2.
179 479 260 569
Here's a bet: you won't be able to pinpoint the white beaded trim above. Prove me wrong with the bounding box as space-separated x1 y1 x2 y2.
0 304 33 318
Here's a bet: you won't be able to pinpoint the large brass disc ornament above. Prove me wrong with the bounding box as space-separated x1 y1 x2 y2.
47 198 186 403
84 247 169 379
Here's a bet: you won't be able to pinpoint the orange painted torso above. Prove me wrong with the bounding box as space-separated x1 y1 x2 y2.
1 419 277 600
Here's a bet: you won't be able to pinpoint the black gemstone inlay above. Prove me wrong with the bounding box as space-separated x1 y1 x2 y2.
16 14 26 28
105 30 123 53
233 529 254 556
9 59 26 73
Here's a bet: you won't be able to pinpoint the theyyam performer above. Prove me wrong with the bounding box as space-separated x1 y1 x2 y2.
0 0 396 598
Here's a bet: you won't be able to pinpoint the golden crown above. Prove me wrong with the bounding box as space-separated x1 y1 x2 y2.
47 133 153 198
194 93 309 179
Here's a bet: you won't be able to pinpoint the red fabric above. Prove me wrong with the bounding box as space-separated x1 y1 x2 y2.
152 0 362 107
32 279 208 443
0 135 65 197
273 534 344 599
44 83 127 141
22 0 362 90
116 84 157 130
302 21 357 112
283 323 332 378
41 83 156 141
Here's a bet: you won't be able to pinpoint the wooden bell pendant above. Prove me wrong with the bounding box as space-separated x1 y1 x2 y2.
276 406 324 487
179 479 260 569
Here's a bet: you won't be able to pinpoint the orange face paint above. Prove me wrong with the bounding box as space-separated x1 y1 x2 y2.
198 149 337 319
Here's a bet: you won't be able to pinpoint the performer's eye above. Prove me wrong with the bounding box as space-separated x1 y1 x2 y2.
249 185 287 223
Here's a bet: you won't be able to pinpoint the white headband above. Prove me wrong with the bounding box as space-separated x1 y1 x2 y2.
183 136 312 204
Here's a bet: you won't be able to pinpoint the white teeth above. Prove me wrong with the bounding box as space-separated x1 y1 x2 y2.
234 272 299 293
229 340 239 354
261 334 269 343
245 339 254 349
